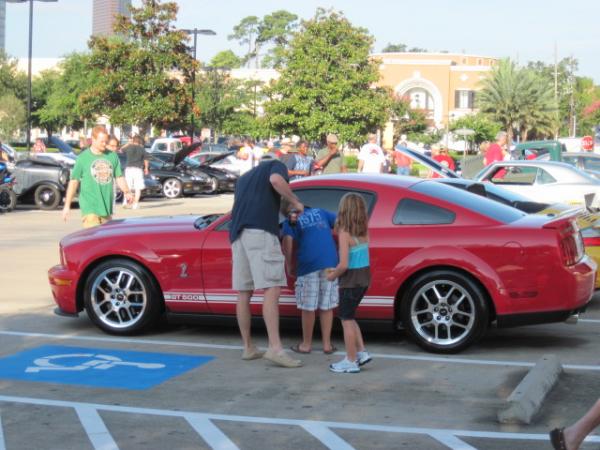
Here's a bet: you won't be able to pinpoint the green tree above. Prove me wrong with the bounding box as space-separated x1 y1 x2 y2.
257 10 299 68
228 16 260 68
0 93 26 141
449 113 501 144
209 50 243 69
265 9 390 144
381 43 407 53
195 69 246 141
38 53 99 130
31 69 61 137
85 0 194 135
0 51 26 101
478 59 557 144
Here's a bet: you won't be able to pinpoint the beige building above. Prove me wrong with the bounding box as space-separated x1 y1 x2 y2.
374 52 498 141
92 0 131 37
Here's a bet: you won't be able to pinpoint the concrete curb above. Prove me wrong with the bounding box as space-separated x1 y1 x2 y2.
497 354 563 424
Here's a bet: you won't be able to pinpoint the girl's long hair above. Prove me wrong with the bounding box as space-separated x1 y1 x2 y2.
336 193 368 237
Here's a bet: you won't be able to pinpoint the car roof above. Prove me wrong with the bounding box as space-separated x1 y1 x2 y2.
291 173 421 189
563 152 600 158
485 160 598 183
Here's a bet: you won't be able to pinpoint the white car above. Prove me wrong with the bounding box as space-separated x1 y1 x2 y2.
474 160 600 208
149 138 183 154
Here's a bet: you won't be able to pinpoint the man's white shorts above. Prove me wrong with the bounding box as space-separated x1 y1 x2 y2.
232 229 287 291
125 167 145 191
295 269 339 311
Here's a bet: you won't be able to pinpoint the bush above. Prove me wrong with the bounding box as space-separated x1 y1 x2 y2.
344 154 358 172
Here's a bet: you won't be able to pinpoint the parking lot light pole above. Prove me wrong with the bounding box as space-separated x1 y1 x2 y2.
7 0 58 153
181 28 216 142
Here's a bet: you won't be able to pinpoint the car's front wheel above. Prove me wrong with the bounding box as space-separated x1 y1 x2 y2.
400 270 489 353
83 258 163 335
34 184 61 210
162 178 182 198
0 187 16 212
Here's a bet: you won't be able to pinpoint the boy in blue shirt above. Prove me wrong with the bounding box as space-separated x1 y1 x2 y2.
281 200 339 354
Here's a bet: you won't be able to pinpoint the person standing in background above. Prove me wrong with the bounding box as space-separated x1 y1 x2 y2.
357 133 386 174
123 135 149 210
315 134 347 174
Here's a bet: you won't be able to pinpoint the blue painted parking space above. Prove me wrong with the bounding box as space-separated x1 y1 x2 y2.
0 345 213 390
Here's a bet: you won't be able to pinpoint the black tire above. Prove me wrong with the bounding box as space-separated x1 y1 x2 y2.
162 178 182 198
34 184 61 210
400 270 489 353
0 187 16 212
83 258 163 335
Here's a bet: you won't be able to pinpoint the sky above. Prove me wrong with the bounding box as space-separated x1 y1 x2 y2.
5 0 600 82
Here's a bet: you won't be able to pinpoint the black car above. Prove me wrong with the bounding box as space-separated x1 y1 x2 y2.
152 148 238 194
115 154 164 201
11 158 70 210
143 145 213 198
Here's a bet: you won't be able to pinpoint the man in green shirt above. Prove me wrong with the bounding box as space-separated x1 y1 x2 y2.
62 125 133 228
315 133 347 174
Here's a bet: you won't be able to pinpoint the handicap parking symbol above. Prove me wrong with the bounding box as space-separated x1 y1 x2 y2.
0 345 214 390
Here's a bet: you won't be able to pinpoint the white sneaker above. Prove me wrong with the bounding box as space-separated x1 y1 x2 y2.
329 357 360 373
132 203 139 210
357 351 372 366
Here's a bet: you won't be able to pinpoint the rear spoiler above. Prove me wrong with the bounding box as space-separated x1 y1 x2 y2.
542 210 580 231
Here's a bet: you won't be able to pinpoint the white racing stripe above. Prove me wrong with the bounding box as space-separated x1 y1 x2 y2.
2 329 600 371
1 395 600 446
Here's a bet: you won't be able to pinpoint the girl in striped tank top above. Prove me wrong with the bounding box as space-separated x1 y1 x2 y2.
326 193 372 373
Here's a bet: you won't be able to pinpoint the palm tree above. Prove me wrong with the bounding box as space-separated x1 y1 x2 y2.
478 59 557 143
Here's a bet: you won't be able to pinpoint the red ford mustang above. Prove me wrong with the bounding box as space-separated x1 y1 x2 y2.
49 174 596 353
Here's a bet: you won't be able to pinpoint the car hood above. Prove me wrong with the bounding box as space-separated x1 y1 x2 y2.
394 146 460 178
61 215 203 246
173 142 203 166
200 151 235 166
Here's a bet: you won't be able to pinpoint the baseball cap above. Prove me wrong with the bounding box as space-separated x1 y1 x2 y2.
326 134 338 144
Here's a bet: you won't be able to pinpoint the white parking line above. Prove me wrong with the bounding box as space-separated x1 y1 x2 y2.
2 329 600 372
0 412 5 450
1 394 599 448
579 318 600 324
185 414 239 450
75 406 118 450
301 423 354 449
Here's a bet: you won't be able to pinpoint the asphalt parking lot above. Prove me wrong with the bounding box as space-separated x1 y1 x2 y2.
2 195 600 450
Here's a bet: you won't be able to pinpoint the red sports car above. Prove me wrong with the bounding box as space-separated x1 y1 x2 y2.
49 174 596 353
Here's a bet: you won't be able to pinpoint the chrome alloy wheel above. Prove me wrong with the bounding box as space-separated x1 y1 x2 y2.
163 178 182 198
90 267 148 329
410 279 476 346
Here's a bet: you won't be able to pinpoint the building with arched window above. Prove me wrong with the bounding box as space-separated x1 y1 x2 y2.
373 52 498 145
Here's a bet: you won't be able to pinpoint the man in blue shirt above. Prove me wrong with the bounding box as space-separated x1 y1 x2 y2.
282 203 339 354
230 156 305 368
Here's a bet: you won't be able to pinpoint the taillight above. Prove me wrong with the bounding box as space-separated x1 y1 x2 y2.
558 222 584 266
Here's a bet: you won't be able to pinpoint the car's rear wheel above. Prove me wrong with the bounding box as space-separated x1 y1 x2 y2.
83 258 163 335
162 178 182 198
400 270 489 353
34 184 61 210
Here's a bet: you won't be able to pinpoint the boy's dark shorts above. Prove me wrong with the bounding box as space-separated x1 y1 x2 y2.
338 286 368 320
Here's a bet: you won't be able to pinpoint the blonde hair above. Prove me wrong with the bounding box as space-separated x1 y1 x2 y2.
336 193 368 237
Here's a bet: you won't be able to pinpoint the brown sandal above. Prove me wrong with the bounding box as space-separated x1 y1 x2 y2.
549 428 567 450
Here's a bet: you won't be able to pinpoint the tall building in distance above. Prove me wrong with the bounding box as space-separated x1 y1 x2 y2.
92 0 131 37
0 0 6 53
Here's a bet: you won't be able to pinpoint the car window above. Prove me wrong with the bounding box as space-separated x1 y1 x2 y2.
535 168 556 185
411 181 526 223
393 198 455 225
293 188 376 216
156 143 167 151
491 165 537 185
582 157 600 172
174 141 183 151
